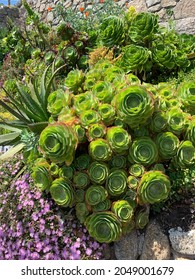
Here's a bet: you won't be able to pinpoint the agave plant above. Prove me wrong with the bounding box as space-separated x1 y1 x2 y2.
39 123 78 165
50 177 75 207
111 200 134 223
73 171 90 189
138 171 171 204
85 185 108 206
128 12 159 43
98 15 125 47
117 44 150 73
114 85 154 128
31 158 52 191
128 137 158 166
85 211 122 243
106 169 127 197
174 140 195 169
88 161 109 184
89 138 113 161
156 132 180 160
106 126 131 154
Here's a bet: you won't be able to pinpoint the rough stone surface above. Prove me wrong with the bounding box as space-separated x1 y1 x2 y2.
129 0 148 12
173 0 195 19
114 229 139 260
175 17 195 34
140 219 171 260
146 0 161 8
161 0 177 8
171 249 195 260
148 4 162 12
169 228 195 255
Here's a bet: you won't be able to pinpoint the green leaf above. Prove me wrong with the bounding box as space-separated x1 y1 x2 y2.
0 143 25 160
0 132 21 145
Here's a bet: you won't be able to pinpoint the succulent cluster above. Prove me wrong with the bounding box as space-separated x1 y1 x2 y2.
30 60 195 243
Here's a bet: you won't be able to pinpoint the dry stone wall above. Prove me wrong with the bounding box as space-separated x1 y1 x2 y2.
0 5 20 27
26 0 195 34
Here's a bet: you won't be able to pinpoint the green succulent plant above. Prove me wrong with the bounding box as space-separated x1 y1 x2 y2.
31 158 52 191
106 126 131 154
92 81 114 104
89 138 113 162
135 208 150 229
178 82 195 114
106 169 127 197
73 92 98 115
87 123 106 141
152 43 176 69
185 119 195 146
88 161 109 185
111 200 134 223
110 155 127 169
156 132 180 160
138 171 171 204
174 140 195 169
92 198 111 212
47 89 71 117
75 189 85 203
127 175 139 190
50 177 75 207
74 154 91 171
150 111 167 133
64 69 85 94
166 108 187 136
129 164 145 177
75 202 90 223
85 211 122 243
58 165 75 180
73 171 90 189
98 104 116 126
80 110 101 129
85 185 108 206
39 123 78 165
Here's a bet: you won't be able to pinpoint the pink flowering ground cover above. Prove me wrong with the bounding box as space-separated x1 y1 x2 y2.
0 155 105 260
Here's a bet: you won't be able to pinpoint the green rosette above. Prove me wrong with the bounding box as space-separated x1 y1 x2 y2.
85 211 122 243
127 175 139 190
73 171 90 189
135 208 150 229
122 219 135 235
80 110 101 128
64 69 85 94
92 198 111 212
133 126 150 138
185 119 195 146
31 158 52 191
129 164 145 177
128 137 158 166
98 104 116 126
75 189 85 203
156 132 180 160
50 178 75 207
178 82 195 114
117 45 150 72
87 123 106 141
39 123 78 165
151 163 165 173
88 161 109 184
152 43 176 69
64 46 78 64
59 165 74 180
74 154 91 171
111 200 134 223
73 92 98 115
106 126 131 154
89 139 113 162
125 73 141 85
85 185 108 206
49 163 59 178
110 155 127 169
47 89 71 117
115 85 154 128
128 12 158 43
75 202 89 223
99 15 125 47
106 169 127 197
122 189 137 208
150 111 167 133
174 140 195 169
92 81 114 104
138 171 171 204
74 125 87 143
167 108 186 135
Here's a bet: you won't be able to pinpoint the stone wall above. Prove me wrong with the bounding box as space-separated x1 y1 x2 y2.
0 5 20 28
27 0 195 34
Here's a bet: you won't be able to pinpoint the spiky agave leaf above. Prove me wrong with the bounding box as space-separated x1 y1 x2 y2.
99 15 125 47
166 108 187 136
135 207 150 229
39 123 78 165
174 140 195 169
92 198 111 212
85 185 108 206
85 211 122 243
88 161 109 184
138 171 171 204
73 171 90 189
110 155 127 169
75 202 90 223
80 110 101 129
128 137 158 166
87 123 106 141
156 132 180 160
106 169 127 197
111 200 134 223
89 138 113 162
115 85 154 128
127 175 139 190
117 44 150 72
31 158 52 191
106 126 131 154
128 12 158 43
129 164 145 177
50 177 75 207
98 104 116 126
92 81 114 104
65 69 85 94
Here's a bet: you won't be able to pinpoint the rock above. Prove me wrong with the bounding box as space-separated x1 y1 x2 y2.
169 228 195 255
146 0 161 8
114 229 139 260
148 4 162 12
39 3 46 13
174 17 195 34
173 0 195 19
171 249 195 260
161 0 177 8
140 219 171 260
128 0 148 12
46 12 54 22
